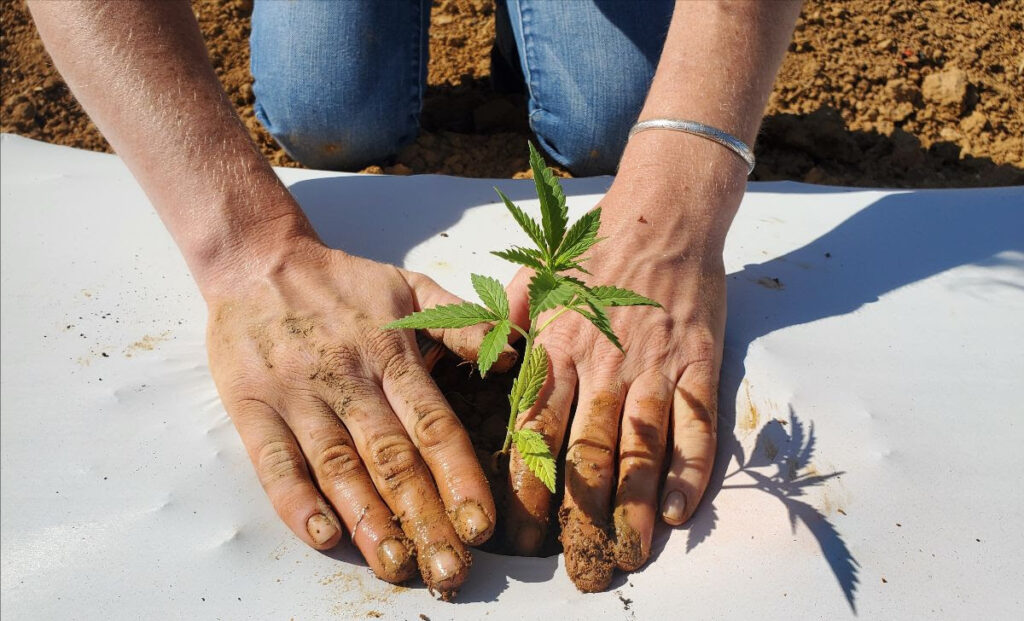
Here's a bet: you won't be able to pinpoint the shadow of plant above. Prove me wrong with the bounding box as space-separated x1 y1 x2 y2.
711 408 858 611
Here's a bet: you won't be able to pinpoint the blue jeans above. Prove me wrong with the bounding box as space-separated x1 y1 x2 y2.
250 0 673 175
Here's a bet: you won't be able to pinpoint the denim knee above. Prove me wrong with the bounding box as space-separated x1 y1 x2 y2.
499 0 673 176
252 96 418 171
250 0 429 170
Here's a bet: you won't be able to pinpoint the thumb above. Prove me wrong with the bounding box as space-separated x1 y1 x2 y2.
401 269 518 373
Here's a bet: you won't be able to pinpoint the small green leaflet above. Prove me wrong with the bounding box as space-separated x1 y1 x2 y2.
572 300 623 351
509 344 547 414
471 273 510 319
477 320 511 377
491 246 546 271
513 428 556 493
587 285 661 307
383 302 497 329
554 208 602 268
495 188 547 257
527 271 575 318
528 142 568 255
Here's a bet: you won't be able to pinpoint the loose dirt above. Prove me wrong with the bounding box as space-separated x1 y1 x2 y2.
2 0 1021 186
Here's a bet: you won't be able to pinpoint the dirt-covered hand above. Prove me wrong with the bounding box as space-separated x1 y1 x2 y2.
204 240 513 597
503 178 732 592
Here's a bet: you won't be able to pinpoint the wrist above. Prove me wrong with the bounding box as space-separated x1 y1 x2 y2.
603 129 749 244
185 201 329 301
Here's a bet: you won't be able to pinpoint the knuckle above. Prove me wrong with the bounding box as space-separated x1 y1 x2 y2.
255 440 304 485
413 405 461 452
316 441 363 481
363 326 407 369
566 439 616 474
315 343 362 376
367 433 422 491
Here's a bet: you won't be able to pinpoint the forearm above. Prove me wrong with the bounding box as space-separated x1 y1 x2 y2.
613 0 802 240
28 0 312 291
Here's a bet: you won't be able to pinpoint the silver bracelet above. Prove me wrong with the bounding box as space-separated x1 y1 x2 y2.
628 119 756 175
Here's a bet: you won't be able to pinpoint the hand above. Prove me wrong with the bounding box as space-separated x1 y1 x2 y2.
503 164 738 591
204 238 512 597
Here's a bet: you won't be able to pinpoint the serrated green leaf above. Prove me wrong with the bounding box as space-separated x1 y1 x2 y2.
495 188 547 255
570 301 623 351
383 302 497 330
554 208 602 266
471 273 510 319
491 247 546 271
588 285 662 308
513 428 557 493
477 319 511 377
528 142 568 255
527 272 575 318
509 344 548 414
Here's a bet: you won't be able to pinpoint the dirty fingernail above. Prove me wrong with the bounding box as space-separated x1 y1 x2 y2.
429 547 464 582
661 490 687 525
455 502 493 544
306 513 338 545
377 537 415 581
515 524 543 554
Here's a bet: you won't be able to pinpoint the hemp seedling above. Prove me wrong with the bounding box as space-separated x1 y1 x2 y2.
385 143 660 492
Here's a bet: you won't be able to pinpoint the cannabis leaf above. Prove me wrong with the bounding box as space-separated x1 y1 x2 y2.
513 428 556 493
471 273 510 319
496 188 547 256
477 319 512 377
492 246 546 271
527 272 575 317
528 142 568 255
587 285 661 307
509 344 548 414
383 302 497 329
554 208 602 269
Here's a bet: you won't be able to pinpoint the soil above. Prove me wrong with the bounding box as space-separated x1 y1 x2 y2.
2 0 1022 186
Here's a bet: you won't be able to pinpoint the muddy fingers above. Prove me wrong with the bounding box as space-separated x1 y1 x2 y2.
380 344 496 546
612 372 672 571
559 388 623 592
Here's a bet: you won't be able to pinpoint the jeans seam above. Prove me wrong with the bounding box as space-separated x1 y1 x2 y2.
408 0 425 143
512 1 543 121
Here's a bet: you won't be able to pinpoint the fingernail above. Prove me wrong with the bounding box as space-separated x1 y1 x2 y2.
306 513 338 545
455 502 493 544
662 490 687 525
429 547 464 582
377 537 415 581
515 523 543 554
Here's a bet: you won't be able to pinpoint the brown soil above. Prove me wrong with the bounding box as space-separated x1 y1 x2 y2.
3 0 1022 186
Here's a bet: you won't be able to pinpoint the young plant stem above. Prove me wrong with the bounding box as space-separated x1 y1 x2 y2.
500 305 569 453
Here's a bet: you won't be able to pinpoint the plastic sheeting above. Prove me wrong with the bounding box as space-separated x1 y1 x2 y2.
2 134 1022 619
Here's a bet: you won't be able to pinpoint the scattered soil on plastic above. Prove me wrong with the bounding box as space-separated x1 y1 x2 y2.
3 0 1021 186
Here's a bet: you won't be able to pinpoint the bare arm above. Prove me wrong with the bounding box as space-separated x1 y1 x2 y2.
504 0 802 590
28 0 302 292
